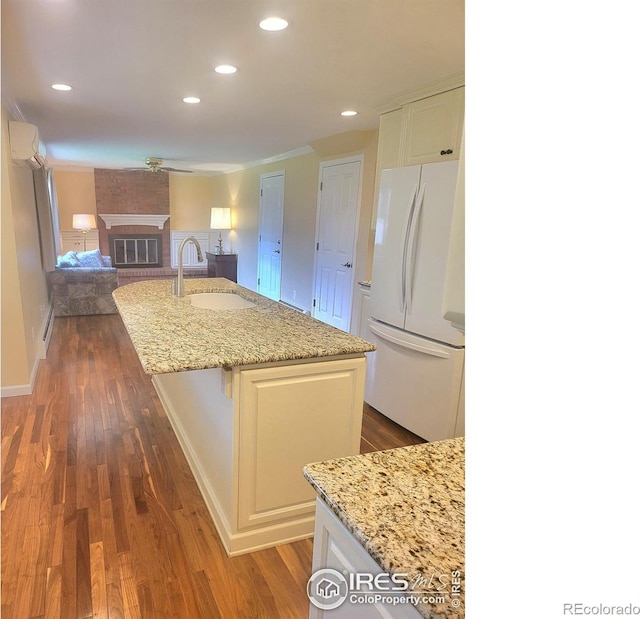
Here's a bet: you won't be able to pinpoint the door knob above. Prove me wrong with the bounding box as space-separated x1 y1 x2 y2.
341 262 352 268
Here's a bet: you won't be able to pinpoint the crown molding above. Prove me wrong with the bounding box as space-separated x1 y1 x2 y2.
241 146 314 170
374 72 465 114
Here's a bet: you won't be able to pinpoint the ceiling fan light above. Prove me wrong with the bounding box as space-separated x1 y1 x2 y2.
259 17 288 31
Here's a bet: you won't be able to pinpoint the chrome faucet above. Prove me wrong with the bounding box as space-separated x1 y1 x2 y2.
175 236 204 297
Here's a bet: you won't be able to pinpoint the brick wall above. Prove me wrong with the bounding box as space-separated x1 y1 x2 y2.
94 169 171 267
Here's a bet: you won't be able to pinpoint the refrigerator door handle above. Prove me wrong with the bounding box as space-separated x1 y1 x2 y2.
400 183 419 313
369 321 450 358
405 182 426 316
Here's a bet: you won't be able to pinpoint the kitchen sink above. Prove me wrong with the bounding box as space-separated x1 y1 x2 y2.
188 292 256 310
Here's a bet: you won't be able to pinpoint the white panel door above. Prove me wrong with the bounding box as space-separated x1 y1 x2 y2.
257 172 284 300
313 159 361 332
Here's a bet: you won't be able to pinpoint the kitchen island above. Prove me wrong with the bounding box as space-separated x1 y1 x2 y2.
113 278 375 555
303 438 464 619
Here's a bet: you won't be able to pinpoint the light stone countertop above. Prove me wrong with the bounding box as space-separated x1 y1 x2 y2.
112 278 375 374
303 438 464 619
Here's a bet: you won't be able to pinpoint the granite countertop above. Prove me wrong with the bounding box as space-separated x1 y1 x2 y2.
303 438 464 619
112 278 375 374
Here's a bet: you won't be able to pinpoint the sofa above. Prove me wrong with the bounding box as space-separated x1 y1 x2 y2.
47 249 119 316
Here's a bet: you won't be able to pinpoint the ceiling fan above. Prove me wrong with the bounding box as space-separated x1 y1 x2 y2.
125 157 192 173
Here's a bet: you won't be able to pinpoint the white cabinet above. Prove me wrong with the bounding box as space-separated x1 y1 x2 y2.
402 88 464 164
376 108 404 171
152 355 366 556
350 283 372 340
237 360 365 533
60 230 99 254
377 87 465 170
170 231 210 268
309 498 422 619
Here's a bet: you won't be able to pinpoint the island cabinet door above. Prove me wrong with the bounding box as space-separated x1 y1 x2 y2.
309 499 423 619
236 357 366 532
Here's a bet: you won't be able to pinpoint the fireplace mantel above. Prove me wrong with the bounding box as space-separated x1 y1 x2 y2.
99 214 170 229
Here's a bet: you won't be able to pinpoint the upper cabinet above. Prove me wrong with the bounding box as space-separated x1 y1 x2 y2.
376 108 405 171
377 86 465 169
403 87 465 164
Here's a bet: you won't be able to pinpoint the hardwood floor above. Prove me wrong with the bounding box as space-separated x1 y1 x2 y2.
1 314 423 619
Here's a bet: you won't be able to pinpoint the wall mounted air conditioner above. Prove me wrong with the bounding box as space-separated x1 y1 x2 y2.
9 121 47 169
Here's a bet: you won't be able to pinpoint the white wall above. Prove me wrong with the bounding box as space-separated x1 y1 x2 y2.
168 135 377 315
1 105 51 394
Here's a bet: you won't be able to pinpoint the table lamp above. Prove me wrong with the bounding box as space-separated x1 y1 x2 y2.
210 207 231 254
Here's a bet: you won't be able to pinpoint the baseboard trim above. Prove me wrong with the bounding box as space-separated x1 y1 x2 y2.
1 302 53 398
1 382 34 398
1 343 42 397
0 352 40 399
226 517 315 558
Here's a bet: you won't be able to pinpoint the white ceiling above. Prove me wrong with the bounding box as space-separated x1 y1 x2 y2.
1 0 464 174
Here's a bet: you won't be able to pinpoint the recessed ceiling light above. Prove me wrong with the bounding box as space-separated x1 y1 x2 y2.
183 96 201 104
215 65 237 74
341 110 358 117
259 17 289 31
51 83 72 91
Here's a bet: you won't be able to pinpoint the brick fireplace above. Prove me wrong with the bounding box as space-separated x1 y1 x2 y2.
93 169 207 285
94 169 171 267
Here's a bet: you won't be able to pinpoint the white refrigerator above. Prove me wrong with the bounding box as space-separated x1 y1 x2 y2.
365 160 464 441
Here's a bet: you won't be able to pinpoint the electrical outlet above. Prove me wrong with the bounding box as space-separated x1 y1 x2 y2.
292 289 297 300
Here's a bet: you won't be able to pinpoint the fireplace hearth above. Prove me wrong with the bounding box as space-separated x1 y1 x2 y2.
109 234 162 268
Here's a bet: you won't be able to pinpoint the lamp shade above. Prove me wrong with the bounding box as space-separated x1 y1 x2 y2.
72 213 96 230
210 207 231 230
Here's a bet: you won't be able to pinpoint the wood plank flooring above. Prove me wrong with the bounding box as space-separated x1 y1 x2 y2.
1 314 424 619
